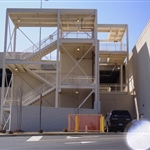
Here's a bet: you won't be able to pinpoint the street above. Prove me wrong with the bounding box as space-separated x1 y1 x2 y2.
0 134 133 150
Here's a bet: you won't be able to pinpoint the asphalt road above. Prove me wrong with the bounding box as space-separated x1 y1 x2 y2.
0 134 132 150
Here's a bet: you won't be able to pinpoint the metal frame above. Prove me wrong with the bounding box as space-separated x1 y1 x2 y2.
0 8 129 131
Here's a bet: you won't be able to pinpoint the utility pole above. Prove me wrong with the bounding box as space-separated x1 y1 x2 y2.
38 0 48 133
39 0 49 52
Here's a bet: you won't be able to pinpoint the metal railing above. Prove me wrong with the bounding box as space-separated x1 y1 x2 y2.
22 66 57 105
7 30 94 60
62 32 93 39
99 43 127 51
21 31 57 60
3 100 19 106
61 74 94 85
27 64 56 85
21 30 92 59
41 74 56 85
22 82 52 106
100 84 128 92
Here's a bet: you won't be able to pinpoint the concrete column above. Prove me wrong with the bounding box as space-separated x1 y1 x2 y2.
93 10 100 113
55 10 60 107
0 10 9 130
13 27 17 59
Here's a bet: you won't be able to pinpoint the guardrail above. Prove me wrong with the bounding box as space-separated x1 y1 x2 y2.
62 32 93 39
99 43 127 51
22 83 52 106
61 75 94 85
21 31 57 60
100 84 128 92
3 100 19 106
7 30 94 60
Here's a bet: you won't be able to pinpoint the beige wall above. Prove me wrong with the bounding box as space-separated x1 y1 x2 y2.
59 89 93 108
13 72 57 107
100 93 135 118
128 52 135 94
60 45 93 82
129 20 150 120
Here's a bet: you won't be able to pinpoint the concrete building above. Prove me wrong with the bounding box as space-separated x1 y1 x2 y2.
129 20 150 121
0 8 135 132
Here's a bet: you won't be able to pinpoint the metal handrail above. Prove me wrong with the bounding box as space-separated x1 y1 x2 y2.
22 84 50 104
61 74 94 85
22 73 56 105
99 43 127 51
100 83 128 92
21 30 57 59
7 30 93 60
26 64 56 85
22 86 56 106
3 75 13 105
3 100 19 106
62 32 92 39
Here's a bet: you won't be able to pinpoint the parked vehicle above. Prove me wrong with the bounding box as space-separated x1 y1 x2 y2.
105 110 132 132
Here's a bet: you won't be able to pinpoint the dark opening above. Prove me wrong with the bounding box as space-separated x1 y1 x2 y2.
0 68 12 87
100 70 120 84
100 65 125 84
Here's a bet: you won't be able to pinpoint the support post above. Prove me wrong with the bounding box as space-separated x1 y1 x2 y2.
75 115 79 132
55 10 60 107
13 27 17 59
0 10 9 131
8 74 14 132
39 26 41 53
100 115 104 133
93 10 100 113
120 64 123 91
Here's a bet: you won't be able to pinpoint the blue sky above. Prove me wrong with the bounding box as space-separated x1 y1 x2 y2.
0 0 150 52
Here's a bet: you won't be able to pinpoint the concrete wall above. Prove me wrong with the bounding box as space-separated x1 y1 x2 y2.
10 106 98 132
128 52 134 94
100 93 135 118
14 72 58 107
59 89 93 108
130 20 150 120
31 89 93 108
56 44 94 108
60 45 93 81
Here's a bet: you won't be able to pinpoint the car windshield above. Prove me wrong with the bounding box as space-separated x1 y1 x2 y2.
111 111 131 118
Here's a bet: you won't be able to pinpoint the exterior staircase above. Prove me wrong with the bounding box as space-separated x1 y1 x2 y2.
20 32 57 106
22 84 56 106
24 40 57 61
21 30 57 61
25 66 56 86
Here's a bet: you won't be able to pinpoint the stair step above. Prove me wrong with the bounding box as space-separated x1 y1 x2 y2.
22 86 56 106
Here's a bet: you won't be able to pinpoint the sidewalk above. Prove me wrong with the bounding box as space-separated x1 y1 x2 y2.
0 131 109 137
0 131 125 137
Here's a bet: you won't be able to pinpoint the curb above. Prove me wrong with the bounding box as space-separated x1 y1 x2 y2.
0 132 126 137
